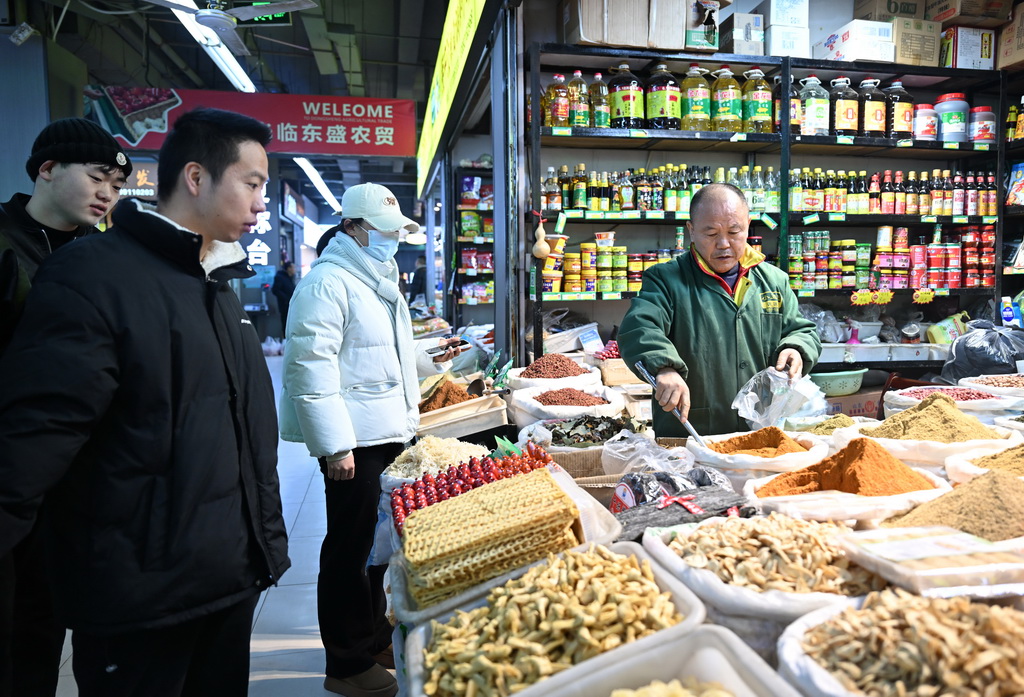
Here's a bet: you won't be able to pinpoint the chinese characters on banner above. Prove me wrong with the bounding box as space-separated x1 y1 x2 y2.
242 184 275 274
84 86 416 157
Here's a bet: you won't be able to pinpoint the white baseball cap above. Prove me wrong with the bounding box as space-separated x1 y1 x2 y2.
340 182 419 234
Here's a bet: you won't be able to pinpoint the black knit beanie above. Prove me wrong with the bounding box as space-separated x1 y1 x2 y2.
25 118 133 182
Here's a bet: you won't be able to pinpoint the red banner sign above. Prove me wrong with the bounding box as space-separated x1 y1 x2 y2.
84 86 415 157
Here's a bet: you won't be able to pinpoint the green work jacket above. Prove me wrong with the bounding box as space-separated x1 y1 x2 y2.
619 246 821 437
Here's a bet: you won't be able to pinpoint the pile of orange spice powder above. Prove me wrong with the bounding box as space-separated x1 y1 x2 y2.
708 427 807 458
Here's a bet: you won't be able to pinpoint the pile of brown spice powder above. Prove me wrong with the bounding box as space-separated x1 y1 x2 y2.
708 427 807 458
520 353 589 379
419 380 474 414
808 414 856 436
972 443 1024 477
883 471 1024 541
862 392 1001 443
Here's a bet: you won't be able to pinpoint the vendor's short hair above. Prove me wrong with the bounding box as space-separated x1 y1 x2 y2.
690 183 748 221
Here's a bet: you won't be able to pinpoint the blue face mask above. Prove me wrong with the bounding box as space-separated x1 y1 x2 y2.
358 225 400 262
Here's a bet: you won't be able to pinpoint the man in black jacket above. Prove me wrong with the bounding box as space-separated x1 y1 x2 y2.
272 261 296 336
0 117 131 697
0 108 290 697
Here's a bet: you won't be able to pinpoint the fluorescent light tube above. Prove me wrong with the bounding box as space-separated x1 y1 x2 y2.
168 1 256 93
293 157 341 213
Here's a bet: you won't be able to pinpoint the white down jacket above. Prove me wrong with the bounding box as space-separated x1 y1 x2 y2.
279 232 447 457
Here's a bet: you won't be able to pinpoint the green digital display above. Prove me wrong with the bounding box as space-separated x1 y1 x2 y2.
235 2 293 27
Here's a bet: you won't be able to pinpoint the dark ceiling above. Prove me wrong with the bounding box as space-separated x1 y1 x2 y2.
27 0 450 217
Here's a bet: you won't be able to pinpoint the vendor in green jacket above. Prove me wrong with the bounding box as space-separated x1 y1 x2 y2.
619 183 821 437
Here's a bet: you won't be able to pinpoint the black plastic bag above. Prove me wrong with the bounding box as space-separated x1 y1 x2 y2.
940 320 1024 383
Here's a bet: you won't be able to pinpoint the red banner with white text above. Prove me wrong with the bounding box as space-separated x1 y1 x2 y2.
84 85 416 157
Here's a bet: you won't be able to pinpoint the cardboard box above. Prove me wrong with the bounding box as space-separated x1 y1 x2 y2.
684 0 720 51
997 6 1024 70
823 387 885 418
813 19 895 59
926 0 1012 27
891 17 943 65
649 0 686 49
854 0 926 21
940 25 996 68
720 12 765 54
765 25 811 57
753 0 809 27
558 0 651 48
817 39 898 62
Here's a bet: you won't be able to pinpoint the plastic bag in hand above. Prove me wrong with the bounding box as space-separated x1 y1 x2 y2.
941 320 1024 383
732 367 827 431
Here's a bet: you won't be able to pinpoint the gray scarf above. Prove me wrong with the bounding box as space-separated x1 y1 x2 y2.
320 232 419 413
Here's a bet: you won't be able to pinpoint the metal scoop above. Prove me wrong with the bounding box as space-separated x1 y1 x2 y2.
466 378 510 397
633 361 708 448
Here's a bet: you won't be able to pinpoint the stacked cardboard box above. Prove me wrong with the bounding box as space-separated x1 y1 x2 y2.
720 12 765 55
813 19 896 62
997 5 1024 70
926 0 1012 28
754 0 810 58
940 25 997 68
854 0 927 21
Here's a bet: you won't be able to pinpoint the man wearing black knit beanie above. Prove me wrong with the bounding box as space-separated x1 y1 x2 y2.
0 117 130 697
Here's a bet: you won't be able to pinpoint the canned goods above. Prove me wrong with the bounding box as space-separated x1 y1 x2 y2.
877 226 894 247
612 247 628 269
856 244 873 266
828 252 843 271
627 272 643 292
612 271 628 292
815 273 829 290
789 274 802 290
894 227 909 248
642 253 658 271
788 258 803 274
926 244 945 267
980 251 996 270
841 240 857 264
788 234 803 256
910 245 927 266
657 249 672 263
875 248 894 268
748 236 763 254
842 270 856 288
891 270 909 289
981 225 996 246
596 250 613 269
981 270 995 287
597 273 614 293
927 268 945 288
580 243 597 270
856 268 871 289
946 268 962 288
892 250 911 269
563 253 581 273
675 227 687 250
965 269 979 288
627 254 644 272
802 273 815 289
910 265 927 288
564 274 583 292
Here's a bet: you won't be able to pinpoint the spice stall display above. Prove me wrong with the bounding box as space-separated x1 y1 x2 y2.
959 373 1024 398
944 439 1024 484
613 485 756 543
508 384 625 429
881 385 1024 424
407 543 706 697
419 378 476 413
522 415 648 448
778 590 1024 697
507 352 602 390
685 428 829 492
804 414 856 436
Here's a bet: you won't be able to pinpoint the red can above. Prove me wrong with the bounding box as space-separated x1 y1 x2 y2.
980 251 996 270
965 269 980 288
981 270 996 287
911 265 927 288
927 268 945 288
815 254 829 272
946 244 961 268
964 248 979 267
960 229 979 247
910 245 927 266
981 225 996 246
927 244 945 267
946 268 962 288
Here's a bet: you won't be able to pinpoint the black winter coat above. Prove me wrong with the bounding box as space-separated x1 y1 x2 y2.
0 198 290 635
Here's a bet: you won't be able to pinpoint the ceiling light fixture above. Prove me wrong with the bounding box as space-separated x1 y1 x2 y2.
404 231 428 246
168 1 256 92
293 157 341 213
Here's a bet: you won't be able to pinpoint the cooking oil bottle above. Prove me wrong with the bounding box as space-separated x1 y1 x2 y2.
710 65 742 132
798 75 829 136
567 70 590 128
773 75 801 132
543 73 569 128
741 67 772 134
680 63 711 131
645 63 681 130
829 76 859 136
589 72 610 128
608 63 644 129
858 78 887 137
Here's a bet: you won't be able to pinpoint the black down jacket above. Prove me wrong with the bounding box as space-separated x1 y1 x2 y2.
0 198 290 635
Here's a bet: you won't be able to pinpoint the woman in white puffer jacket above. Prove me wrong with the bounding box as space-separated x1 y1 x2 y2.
279 183 460 697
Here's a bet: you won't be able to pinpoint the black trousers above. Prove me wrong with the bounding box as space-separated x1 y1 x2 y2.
0 519 65 697
318 442 402 679
71 593 260 697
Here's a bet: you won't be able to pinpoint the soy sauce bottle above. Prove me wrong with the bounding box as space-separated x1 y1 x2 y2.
829 76 859 136
645 63 681 130
858 78 887 137
608 63 644 129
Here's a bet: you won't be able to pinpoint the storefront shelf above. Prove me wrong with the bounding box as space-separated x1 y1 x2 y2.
789 135 997 159
457 268 494 275
538 127 781 153
531 291 638 302
788 214 998 226
456 236 495 243
815 360 945 371
537 209 778 225
792 288 991 300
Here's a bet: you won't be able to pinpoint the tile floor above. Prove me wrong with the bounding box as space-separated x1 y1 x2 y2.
56 355 336 696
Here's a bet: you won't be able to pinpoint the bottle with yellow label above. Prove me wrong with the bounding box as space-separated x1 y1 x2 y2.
567 70 590 128
741 67 773 134
858 78 887 137
589 72 611 128
543 73 570 128
885 80 914 139
829 76 859 136
645 63 681 130
710 65 742 132
680 63 711 131
608 63 644 129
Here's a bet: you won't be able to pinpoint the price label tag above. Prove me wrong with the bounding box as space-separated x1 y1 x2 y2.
828 213 847 221
974 143 990 151
952 216 968 224
554 212 568 234
913 289 935 304
542 292 561 301
943 141 960 149
466 298 478 305
761 214 778 229
602 292 622 300
473 236 486 244
874 289 895 305
605 212 622 219
920 215 937 223
585 211 604 220
896 139 914 148
836 136 854 145
550 127 572 137
797 290 816 297
851 290 874 306
935 288 950 296
803 213 821 224
564 210 583 219
629 129 648 138
622 210 642 219
983 216 998 224
676 212 691 220
562 293 581 301
580 292 597 300
646 210 665 219
729 132 748 142
465 268 477 276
